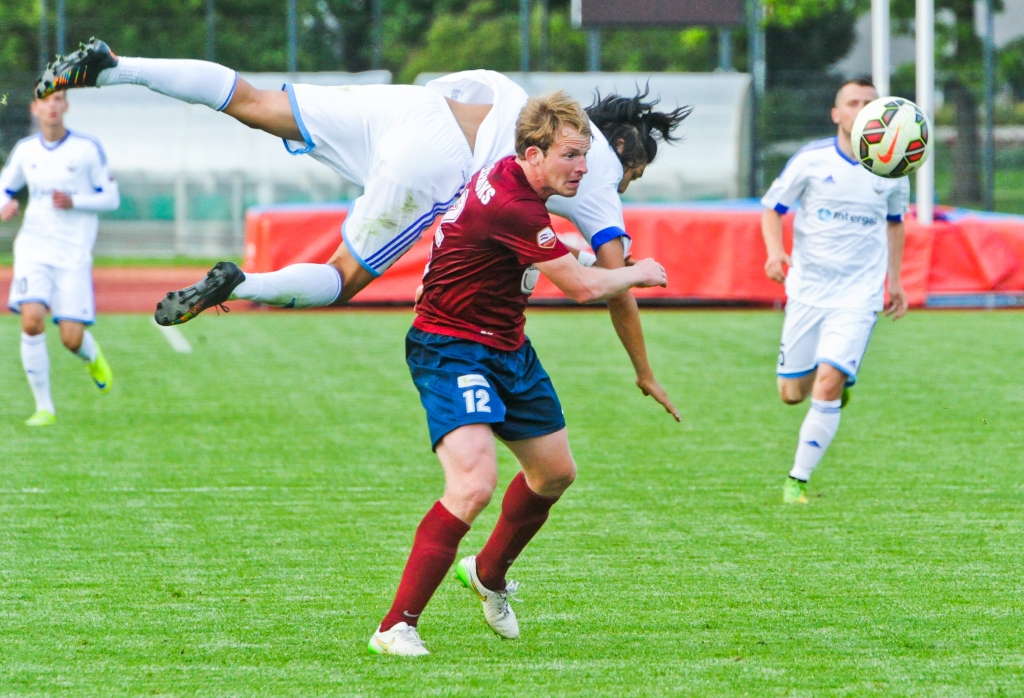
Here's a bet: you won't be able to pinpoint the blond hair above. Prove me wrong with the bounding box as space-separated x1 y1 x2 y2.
515 91 592 158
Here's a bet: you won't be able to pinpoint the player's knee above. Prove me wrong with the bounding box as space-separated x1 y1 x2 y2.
778 383 807 404
21 317 45 335
455 481 496 515
535 459 577 496
61 334 82 352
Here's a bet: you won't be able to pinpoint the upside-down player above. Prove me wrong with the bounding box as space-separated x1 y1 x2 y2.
367 93 667 656
0 91 118 426
37 39 687 420
760 78 909 504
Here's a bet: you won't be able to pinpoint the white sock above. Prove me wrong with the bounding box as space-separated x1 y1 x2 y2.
21 333 55 415
789 398 842 482
230 264 343 308
75 331 98 363
97 57 238 111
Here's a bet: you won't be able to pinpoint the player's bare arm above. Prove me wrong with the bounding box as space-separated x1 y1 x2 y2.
885 220 908 320
595 238 680 421
762 208 790 283
535 253 666 304
0 199 18 221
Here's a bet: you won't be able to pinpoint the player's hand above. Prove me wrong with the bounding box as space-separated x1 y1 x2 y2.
52 191 74 209
0 199 19 221
636 374 681 422
632 258 668 288
764 251 791 284
885 282 908 320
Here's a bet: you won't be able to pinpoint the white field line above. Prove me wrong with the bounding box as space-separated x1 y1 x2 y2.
151 318 193 353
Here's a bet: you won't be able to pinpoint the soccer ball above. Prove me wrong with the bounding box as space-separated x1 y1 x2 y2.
851 97 932 178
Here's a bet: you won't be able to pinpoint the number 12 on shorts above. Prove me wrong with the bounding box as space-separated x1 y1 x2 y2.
462 389 491 414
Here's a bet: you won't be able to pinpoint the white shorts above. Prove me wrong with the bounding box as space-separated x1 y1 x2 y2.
8 260 95 325
282 83 475 276
776 300 877 385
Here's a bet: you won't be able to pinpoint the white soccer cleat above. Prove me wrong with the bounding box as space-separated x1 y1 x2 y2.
456 555 520 639
367 622 430 657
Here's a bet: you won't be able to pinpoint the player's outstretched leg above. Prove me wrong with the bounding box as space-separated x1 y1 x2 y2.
37 38 236 112
154 262 344 325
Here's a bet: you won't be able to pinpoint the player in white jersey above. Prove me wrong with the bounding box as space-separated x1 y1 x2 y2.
759 78 910 503
0 91 118 426
39 40 689 419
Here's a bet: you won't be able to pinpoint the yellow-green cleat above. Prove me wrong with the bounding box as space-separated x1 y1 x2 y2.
87 343 113 393
25 410 56 427
783 477 808 504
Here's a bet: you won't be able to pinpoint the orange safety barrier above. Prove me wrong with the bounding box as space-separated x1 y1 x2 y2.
243 202 1024 306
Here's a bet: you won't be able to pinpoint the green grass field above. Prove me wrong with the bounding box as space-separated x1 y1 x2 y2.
0 309 1021 696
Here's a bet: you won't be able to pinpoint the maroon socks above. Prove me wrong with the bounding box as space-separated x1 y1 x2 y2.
379 501 470 631
475 471 560 591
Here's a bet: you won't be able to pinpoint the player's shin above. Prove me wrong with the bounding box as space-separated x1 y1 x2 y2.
789 398 842 482
96 58 237 111
74 331 98 363
229 264 343 308
379 501 470 632
475 472 560 591
21 333 55 415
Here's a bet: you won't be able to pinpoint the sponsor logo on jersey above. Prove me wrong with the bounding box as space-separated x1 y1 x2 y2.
537 227 556 249
817 208 877 226
475 166 496 205
823 174 836 184
457 374 489 388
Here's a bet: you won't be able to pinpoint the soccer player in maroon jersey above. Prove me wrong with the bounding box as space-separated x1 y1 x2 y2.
368 92 668 656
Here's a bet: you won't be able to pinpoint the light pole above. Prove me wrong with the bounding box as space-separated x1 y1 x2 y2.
871 0 890 96
915 0 934 225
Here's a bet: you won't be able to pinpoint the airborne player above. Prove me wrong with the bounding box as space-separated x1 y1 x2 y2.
38 40 686 420
760 78 910 504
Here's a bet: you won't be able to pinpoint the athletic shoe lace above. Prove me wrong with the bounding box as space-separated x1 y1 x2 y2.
395 625 426 648
499 580 522 605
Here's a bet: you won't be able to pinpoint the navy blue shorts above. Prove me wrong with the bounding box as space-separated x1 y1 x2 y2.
406 327 566 450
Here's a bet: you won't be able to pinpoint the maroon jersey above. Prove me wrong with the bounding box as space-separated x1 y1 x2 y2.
413 156 570 351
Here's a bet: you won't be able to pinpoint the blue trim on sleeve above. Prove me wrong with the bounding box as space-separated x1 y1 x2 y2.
4 189 16 197
833 138 860 166
217 72 239 112
281 84 315 155
590 226 630 251
886 214 903 223
773 203 789 215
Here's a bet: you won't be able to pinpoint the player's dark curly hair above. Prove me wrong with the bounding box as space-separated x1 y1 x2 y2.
585 86 693 170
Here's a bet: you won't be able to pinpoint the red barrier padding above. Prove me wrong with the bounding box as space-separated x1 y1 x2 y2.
243 203 1024 306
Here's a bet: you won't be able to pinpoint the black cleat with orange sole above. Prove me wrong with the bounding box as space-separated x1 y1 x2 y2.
36 38 118 100
154 262 245 326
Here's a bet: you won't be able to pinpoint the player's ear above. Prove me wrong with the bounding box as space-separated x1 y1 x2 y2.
831 107 841 125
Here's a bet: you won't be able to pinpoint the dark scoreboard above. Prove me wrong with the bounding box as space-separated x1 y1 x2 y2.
574 0 744 27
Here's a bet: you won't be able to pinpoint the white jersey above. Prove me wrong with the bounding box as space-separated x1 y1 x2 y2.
760 137 909 311
547 125 629 253
0 131 120 269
